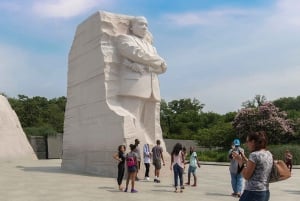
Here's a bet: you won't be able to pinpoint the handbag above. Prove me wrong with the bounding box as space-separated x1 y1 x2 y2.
269 159 291 183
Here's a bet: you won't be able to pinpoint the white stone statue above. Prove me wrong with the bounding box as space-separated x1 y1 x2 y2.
61 11 169 177
116 16 167 143
0 95 37 161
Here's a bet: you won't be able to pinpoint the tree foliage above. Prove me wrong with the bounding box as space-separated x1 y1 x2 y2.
232 102 294 144
197 122 236 148
160 98 205 138
160 98 237 148
242 94 267 108
8 95 66 136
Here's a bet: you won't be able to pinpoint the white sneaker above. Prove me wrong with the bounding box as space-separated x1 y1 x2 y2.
146 177 150 181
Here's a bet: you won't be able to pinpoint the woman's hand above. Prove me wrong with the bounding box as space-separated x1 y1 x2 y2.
232 151 243 163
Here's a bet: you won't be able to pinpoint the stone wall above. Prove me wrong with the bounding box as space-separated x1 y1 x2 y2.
29 136 203 160
29 134 63 159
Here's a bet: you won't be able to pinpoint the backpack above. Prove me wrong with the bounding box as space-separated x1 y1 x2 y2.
126 155 136 167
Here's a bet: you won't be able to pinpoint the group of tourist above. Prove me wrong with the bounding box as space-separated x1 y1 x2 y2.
113 138 202 193
113 139 165 193
113 131 292 200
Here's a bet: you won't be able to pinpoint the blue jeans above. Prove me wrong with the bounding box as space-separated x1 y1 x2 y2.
239 190 270 201
173 163 183 187
230 172 243 193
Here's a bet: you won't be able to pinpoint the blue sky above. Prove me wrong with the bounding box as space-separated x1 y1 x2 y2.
1 0 300 114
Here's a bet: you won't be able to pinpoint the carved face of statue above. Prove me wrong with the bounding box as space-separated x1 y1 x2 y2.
131 17 148 38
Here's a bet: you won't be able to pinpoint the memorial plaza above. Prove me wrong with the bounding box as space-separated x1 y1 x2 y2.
0 159 299 201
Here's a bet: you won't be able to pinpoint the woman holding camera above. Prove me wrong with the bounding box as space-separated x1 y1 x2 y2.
232 131 273 201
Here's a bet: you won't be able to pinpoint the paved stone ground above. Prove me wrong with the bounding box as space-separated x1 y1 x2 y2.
0 159 299 201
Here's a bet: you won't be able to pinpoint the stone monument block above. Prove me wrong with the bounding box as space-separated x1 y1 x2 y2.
0 95 37 161
61 11 169 177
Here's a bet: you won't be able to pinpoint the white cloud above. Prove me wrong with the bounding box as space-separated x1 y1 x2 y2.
32 0 112 18
0 2 21 12
267 0 300 28
163 8 257 26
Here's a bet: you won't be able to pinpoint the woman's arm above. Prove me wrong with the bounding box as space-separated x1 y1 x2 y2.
113 153 121 162
170 154 174 170
240 160 255 180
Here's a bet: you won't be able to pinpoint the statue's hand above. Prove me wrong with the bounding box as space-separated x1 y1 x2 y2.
123 59 145 74
161 61 167 73
131 63 146 74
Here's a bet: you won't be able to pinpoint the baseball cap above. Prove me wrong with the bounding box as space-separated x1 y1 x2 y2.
233 139 240 146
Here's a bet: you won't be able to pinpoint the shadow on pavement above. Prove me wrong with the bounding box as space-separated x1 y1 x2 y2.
16 165 99 177
285 190 300 195
206 192 231 197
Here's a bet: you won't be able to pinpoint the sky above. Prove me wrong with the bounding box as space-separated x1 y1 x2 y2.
0 0 300 114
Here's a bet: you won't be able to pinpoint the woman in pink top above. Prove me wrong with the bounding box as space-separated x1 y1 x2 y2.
170 143 185 193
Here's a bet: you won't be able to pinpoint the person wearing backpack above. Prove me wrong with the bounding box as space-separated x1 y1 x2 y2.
124 144 138 193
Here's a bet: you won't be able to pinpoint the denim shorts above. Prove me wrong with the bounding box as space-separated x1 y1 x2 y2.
128 166 137 173
239 190 270 201
188 166 197 174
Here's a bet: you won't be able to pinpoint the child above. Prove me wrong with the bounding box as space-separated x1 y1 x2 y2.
113 145 126 191
284 150 293 172
185 146 200 187
124 144 138 193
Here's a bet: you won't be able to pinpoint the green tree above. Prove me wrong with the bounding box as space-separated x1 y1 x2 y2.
160 98 204 139
8 95 66 136
242 94 267 108
197 122 235 148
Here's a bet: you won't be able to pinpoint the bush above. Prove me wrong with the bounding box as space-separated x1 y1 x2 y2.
24 126 57 137
197 150 228 162
268 144 300 165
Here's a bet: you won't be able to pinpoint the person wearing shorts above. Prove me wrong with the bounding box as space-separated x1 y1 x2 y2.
124 144 138 193
185 146 200 186
152 140 165 183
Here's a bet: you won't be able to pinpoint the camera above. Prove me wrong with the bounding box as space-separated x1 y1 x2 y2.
233 146 240 154
229 147 241 159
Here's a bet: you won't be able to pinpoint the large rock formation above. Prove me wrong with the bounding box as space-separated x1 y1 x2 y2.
61 11 170 177
0 95 37 161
